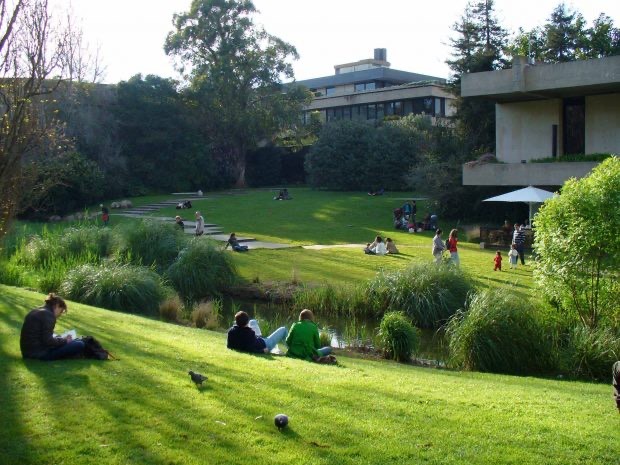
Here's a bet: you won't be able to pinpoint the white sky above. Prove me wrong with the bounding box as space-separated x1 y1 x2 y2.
49 0 620 84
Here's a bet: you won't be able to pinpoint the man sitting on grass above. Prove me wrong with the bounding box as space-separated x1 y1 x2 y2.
227 311 287 354
286 309 335 363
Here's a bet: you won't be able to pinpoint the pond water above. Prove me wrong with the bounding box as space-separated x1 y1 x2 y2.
219 297 448 363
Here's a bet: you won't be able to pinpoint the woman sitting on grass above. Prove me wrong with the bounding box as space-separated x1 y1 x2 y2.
286 309 335 363
20 294 85 361
225 233 249 252
364 236 387 255
386 238 399 254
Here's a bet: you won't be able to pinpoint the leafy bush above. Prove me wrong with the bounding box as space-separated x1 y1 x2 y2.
319 330 332 348
166 239 237 302
61 263 167 314
0 260 23 287
562 325 620 380
191 300 222 330
446 289 553 375
378 312 419 362
118 220 186 271
159 295 184 322
367 263 474 329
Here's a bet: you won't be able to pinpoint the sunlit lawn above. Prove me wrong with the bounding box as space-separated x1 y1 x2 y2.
1 285 616 465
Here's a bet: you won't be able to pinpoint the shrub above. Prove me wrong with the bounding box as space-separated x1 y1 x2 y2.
166 239 237 303
446 289 553 375
367 263 474 329
378 312 419 362
0 260 23 287
159 295 184 323
319 330 332 348
191 300 222 330
118 220 186 271
61 263 166 314
562 325 620 380
292 284 370 318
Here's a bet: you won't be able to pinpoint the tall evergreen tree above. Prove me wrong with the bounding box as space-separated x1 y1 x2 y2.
543 3 587 62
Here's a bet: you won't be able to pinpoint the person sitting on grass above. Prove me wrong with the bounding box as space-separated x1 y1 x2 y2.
227 311 287 354
20 294 85 361
286 309 335 363
364 236 387 255
386 237 399 254
175 215 185 231
224 233 249 252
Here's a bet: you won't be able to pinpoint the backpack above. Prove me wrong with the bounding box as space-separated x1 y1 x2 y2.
81 336 115 360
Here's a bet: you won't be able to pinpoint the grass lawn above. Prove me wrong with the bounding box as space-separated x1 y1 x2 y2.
1 285 617 465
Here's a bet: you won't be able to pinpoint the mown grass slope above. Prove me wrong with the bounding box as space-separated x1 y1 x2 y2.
1 285 616 465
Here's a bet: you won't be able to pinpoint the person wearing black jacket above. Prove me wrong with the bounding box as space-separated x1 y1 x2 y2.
20 294 85 361
227 311 287 354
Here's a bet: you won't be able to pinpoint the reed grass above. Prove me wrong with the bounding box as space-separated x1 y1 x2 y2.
117 220 186 271
378 312 419 362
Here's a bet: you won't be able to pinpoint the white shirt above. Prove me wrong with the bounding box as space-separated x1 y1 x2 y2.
372 242 387 255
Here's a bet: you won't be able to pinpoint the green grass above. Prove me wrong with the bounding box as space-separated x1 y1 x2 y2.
1 285 617 465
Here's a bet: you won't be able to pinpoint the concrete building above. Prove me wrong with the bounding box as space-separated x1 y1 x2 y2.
296 48 455 124
461 55 620 186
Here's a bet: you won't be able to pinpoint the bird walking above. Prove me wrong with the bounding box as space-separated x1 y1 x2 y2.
188 370 207 386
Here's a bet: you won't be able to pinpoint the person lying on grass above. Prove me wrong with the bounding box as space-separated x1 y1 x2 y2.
286 309 335 363
224 233 249 252
20 293 85 361
227 311 287 354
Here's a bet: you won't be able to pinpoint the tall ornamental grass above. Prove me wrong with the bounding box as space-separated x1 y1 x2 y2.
562 325 620 380
166 239 237 303
118 220 186 271
292 284 369 317
61 263 167 314
446 289 553 375
367 263 474 329
378 312 419 362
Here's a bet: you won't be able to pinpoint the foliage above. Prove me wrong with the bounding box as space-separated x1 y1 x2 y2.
159 295 184 322
446 289 553 374
118 220 187 271
292 284 369 318
530 153 614 163
367 263 474 329
166 239 237 303
164 0 311 186
561 325 620 380
378 312 419 362
534 157 620 328
542 3 587 63
191 299 222 330
60 263 167 314
245 145 284 187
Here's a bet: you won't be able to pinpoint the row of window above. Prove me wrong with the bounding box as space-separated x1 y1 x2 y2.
303 97 446 124
322 80 388 96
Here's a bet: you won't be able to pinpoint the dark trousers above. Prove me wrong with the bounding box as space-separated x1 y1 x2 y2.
614 361 620 410
40 340 86 361
516 244 525 265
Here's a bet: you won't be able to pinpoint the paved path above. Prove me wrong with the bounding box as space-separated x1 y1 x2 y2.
110 193 295 250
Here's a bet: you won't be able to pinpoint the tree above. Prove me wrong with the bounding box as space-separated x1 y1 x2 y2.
0 0 75 240
164 0 311 187
583 13 620 59
534 157 620 329
542 3 587 62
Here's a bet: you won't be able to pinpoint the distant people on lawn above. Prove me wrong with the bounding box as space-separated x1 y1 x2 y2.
225 233 249 252
448 229 459 266
432 228 446 264
227 311 287 354
20 294 85 361
286 309 334 363
508 244 519 269
512 223 526 265
494 250 502 271
100 204 109 226
195 211 205 236
176 200 192 209
367 187 384 196
364 236 387 255
385 237 399 254
175 216 185 231
274 189 292 200
613 361 620 413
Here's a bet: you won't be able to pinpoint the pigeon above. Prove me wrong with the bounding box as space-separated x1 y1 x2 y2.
188 370 207 386
274 414 288 429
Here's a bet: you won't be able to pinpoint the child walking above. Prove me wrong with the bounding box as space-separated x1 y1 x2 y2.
508 244 519 269
494 250 502 271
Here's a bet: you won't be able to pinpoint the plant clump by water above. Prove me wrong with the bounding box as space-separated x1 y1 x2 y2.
191 300 222 330
117 220 186 271
378 312 419 362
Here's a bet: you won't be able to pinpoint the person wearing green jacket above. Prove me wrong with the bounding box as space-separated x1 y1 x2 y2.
286 309 333 361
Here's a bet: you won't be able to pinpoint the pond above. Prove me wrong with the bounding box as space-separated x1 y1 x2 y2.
219 297 448 363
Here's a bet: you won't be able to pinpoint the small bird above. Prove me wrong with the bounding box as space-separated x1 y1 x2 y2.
188 370 207 386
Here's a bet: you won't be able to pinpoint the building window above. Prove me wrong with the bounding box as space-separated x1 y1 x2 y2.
365 82 376 90
367 104 376 120
423 97 433 114
342 106 352 120
563 97 585 155
376 103 384 120
325 86 336 96
434 98 441 116
355 83 365 92
412 98 425 114
404 100 413 115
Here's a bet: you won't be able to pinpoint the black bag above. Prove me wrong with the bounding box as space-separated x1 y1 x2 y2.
81 336 114 360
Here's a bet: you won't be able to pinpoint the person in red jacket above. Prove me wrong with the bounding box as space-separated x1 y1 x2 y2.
448 229 459 266
494 250 502 271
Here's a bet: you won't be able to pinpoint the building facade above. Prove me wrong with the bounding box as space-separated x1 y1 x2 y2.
461 55 620 186
296 49 455 124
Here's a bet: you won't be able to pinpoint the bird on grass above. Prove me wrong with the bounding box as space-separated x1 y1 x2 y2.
188 370 207 386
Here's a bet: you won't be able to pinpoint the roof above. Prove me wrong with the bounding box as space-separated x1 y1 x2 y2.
296 67 446 89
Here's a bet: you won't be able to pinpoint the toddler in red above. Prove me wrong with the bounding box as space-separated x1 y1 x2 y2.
494 250 502 271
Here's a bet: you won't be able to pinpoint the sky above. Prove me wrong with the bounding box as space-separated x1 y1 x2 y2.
49 0 620 84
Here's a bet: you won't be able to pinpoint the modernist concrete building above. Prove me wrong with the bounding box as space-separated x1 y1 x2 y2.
296 49 455 124
461 55 620 186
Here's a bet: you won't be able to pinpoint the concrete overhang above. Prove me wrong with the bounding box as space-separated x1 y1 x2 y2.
462 162 601 186
296 67 445 90
462 55 620 102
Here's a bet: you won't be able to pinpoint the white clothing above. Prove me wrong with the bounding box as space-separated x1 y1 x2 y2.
195 216 205 234
372 242 387 255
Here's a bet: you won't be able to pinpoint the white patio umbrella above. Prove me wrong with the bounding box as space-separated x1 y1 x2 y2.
483 186 557 226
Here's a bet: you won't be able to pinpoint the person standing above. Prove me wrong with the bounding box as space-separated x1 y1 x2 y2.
195 211 205 236
512 223 526 265
448 229 460 266
20 294 85 361
411 200 417 225
432 229 445 264
493 250 502 271
508 244 519 269
100 204 109 226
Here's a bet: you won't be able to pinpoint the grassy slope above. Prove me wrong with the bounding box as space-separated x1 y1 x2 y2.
1 285 616 465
